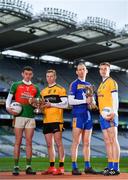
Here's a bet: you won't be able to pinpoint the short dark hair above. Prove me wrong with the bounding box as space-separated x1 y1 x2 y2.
22 66 33 72
99 62 110 68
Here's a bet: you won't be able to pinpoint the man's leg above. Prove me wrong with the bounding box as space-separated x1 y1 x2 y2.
45 133 55 165
82 129 92 168
54 131 65 164
103 129 113 165
71 127 82 175
53 131 65 174
102 129 114 175
107 127 120 174
82 129 98 174
42 133 57 174
13 128 24 175
24 128 36 175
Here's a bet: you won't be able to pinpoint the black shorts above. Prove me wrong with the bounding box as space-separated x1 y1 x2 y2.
43 122 64 134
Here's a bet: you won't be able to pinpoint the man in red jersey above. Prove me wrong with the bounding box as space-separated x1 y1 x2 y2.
6 66 40 176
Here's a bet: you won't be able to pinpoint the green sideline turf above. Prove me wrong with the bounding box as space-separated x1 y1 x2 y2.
0 157 128 172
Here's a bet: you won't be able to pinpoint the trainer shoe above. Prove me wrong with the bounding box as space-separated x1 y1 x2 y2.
53 167 64 175
102 167 110 175
72 168 82 175
84 167 98 174
26 167 36 175
12 167 19 176
41 166 57 175
104 168 120 176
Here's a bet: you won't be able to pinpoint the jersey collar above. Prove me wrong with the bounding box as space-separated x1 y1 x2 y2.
22 80 32 85
78 78 85 82
48 83 56 88
102 77 110 83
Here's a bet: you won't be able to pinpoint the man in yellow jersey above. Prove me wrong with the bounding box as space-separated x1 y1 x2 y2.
97 62 120 176
40 69 68 175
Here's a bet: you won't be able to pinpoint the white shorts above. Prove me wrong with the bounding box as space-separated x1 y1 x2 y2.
14 117 36 129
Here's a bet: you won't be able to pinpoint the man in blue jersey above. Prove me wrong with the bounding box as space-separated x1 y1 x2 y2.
68 63 97 175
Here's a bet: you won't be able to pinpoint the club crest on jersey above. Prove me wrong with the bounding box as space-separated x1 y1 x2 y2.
77 84 86 89
48 89 52 94
53 89 56 93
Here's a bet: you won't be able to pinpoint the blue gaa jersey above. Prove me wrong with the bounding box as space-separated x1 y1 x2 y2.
69 79 91 115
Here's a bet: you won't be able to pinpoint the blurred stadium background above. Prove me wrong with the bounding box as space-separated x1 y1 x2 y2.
0 0 128 169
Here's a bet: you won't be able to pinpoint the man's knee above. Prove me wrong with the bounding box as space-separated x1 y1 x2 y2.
46 140 53 148
72 140 80 148
55 138 63 147
83 141 90 148
15 141 21 147
15 137 22 146
26 138 32 146
104 136 111 145
110 136 119 144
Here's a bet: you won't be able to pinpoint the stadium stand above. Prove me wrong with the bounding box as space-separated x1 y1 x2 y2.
0 126 128 158
0 58 128 102
0 0 128 160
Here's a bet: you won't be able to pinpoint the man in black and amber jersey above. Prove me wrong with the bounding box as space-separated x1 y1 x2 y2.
40 69 68 175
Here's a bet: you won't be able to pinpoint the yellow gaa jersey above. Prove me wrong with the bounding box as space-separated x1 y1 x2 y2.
97 77 118 113
40 84 67 123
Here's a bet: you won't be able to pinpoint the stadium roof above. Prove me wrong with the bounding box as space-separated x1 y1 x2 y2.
0 1 128 69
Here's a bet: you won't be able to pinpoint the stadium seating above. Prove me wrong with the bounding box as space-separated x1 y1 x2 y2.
0 58 128 103
0 126 128 157
0 58 128 158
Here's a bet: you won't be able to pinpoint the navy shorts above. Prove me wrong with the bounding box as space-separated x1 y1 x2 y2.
43 122 64 134
72 111 93 130
99 115 118 130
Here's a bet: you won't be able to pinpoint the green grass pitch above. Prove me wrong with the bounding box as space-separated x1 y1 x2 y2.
0 157 128 172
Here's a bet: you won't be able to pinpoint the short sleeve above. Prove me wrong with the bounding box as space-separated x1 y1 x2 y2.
69 82 77 96
60 87 67 97
9 82 17 94
110 79 118 93
35 86 41 98
40 89 44 98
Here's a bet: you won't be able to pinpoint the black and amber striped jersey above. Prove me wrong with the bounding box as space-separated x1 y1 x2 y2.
41 84 67 123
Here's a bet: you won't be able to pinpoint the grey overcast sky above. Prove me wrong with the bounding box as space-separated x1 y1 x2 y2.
25 0 128 29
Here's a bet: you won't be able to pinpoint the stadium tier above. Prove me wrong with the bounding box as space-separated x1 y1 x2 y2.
0 58 128 102
0 127 128 158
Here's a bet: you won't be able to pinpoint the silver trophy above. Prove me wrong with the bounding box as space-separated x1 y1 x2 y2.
29 97 44 114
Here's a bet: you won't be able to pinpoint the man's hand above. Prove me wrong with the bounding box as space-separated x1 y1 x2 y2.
105 112 115 121
6 107 17 116
42 101 51 108
86 97 93 104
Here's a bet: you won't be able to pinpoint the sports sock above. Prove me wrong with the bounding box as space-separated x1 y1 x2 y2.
108 160 113 169
50 162 55 167
14 158 19 167
26 158 31 168
72 162 78 169
84 161 91 168
113 162 119 171
59 161 64 167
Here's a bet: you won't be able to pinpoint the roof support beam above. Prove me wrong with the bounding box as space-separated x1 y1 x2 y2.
45 35 114 56
74 46 128 62
5 27 76 50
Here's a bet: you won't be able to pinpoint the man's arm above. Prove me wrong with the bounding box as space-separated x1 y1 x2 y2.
68 93 86 105
6 93 16 115
6 93 13 109
6 82 17 115
50 97 68 109
112 91 118 115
